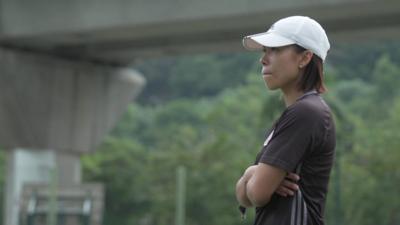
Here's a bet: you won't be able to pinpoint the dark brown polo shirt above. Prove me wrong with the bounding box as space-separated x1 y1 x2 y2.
254 93 336 225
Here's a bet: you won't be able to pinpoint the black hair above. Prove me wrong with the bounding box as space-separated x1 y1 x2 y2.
293 45 327 93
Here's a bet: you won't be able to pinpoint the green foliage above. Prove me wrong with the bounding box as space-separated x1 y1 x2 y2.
329 41 400 82
83 74 280 225
80 45 400 225
134 52 259 104
325 54 400 225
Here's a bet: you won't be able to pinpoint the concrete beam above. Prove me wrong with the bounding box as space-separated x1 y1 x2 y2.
0 0 399 63
0 0 364 37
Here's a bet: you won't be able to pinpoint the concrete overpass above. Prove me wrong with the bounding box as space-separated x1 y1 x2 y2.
1 0 400 64
0 0 399 225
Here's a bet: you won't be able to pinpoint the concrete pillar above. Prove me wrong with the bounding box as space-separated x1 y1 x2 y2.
4 149 54 225
4 149 82 225
55 151 82 185
0 48 145 225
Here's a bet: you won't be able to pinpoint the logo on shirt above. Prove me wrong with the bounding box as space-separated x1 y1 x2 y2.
263 130 274 146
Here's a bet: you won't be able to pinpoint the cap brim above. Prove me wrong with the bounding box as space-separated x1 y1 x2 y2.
243 32 295 51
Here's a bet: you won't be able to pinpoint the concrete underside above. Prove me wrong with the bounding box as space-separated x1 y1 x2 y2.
0 0 399 64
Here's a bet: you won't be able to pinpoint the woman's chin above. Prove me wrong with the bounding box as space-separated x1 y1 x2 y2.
263 78 278 90
264 82 279 90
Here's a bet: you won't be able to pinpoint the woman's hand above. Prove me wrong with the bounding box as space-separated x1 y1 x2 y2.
275 172 300 197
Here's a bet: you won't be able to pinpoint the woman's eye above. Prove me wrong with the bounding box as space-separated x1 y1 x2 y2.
262 47 276 53
262 47 281 54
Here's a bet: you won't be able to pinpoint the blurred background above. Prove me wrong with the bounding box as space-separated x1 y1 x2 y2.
0 0 399 225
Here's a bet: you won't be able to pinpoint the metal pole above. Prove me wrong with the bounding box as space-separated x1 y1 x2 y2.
175 166 186 225
47 168 58 225
333 150 342 225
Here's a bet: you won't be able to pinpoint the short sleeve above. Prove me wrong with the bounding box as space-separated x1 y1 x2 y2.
259 103 317 172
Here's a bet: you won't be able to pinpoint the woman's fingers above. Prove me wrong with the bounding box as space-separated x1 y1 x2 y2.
275 189 288 197
276 185 296 196
275 173 300 197
281 179 299 191
286 173 300 181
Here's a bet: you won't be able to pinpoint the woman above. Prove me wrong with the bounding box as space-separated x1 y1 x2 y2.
235 16 336 225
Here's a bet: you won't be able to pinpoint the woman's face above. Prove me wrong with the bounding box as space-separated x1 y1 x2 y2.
259 45 303 91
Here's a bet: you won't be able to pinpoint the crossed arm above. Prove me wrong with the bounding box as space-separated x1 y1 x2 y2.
235 163 300 208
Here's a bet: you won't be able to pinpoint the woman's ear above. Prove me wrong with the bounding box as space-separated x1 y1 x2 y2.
299 50 313 68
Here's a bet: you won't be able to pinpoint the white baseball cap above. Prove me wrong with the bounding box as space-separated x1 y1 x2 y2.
243 16 330 61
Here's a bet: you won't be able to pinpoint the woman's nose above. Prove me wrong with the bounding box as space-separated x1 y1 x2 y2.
260 53 268 65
